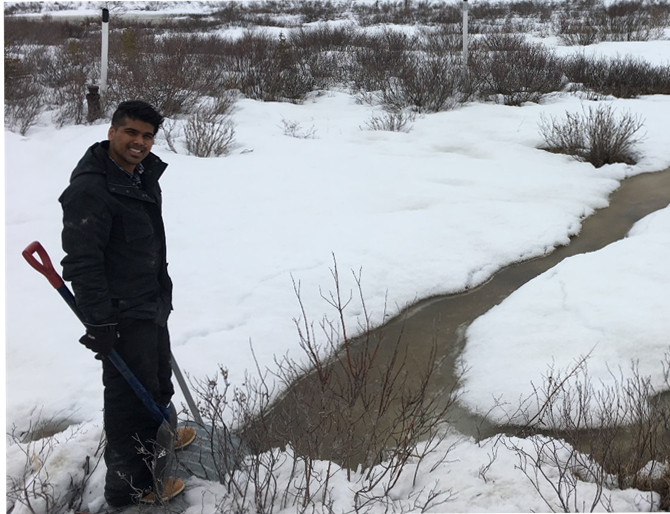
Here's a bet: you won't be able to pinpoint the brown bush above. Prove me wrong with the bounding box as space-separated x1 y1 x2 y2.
381 54 463 112
555 0 668 45
469 34 564 105
349 30 415 92
562 54 670 98
106 33 203 116
504 356 670 511
226 32 315 102
539 104 645 168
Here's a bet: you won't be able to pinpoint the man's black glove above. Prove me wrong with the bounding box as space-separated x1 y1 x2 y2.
79 322 119 358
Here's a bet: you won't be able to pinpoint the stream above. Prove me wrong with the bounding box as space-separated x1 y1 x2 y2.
390 166 670 441
248 167 670 473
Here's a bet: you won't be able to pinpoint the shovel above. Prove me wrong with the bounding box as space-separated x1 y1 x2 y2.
22 241 177 497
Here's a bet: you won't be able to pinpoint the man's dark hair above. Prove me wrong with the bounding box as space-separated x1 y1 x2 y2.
111 100 164 134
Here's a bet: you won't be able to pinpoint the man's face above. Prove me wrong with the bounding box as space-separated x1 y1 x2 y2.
107 117 156 173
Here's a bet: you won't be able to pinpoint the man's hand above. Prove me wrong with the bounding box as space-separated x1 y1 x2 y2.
79 322 119 358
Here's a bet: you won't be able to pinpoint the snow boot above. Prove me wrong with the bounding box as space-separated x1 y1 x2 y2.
140 477 185 504
175 426 196 451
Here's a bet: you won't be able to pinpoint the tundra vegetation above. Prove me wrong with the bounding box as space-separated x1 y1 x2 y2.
5 0 669 161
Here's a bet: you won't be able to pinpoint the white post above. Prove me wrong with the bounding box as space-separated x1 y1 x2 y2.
100 7 109 93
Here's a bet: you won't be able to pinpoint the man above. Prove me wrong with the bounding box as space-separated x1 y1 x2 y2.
59 100 190 507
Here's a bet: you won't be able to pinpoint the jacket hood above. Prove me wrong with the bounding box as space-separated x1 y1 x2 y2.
70 141 168 183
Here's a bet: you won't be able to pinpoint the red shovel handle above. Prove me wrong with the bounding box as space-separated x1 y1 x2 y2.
22 241 65 289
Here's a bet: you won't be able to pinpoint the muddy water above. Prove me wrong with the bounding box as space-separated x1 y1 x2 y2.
392 167 670 440
249 168 670 467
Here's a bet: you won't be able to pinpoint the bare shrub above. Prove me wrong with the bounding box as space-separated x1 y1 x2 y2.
414 1 462 24
350 45 399 92
349 30 414 92
501 354 670 512
32 40 97 126
363 109 415 133
419 24 463 56
538 104 645 168
4 93 43 136
504 433 615 513
199 365 336 514
287 27 354 88
561 54 610 95
218 30 275 91
4 50 44 135
308 49 347 90
280 118 318 139
166 35 231 99
289 24 357 51
224 31 315 103
470 1 513 20
107 33 202 116
6 420 104 514
604 0 666 42
161 119 181 154
187 257 458 511
469 34 565 106
562 54 670 98
381 54 464 112
555 11 602 46
353 1 423 26
263 30 317 102
184 105 236 158
555 1 667 45
296 0 343 24
160 94 237 156
4 15 97 46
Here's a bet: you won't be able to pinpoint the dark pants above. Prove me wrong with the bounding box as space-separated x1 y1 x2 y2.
102 319 174 507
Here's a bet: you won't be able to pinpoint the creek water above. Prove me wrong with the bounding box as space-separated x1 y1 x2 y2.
250 167 670 469
385 167 670 441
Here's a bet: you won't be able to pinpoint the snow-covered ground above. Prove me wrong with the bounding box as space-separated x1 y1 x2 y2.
4 3 670 513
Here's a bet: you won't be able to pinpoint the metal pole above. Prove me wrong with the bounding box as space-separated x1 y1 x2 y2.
171 353 204 426
101 8 109 94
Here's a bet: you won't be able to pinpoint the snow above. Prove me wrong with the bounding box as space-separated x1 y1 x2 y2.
461 205 670 425
4 5 670 514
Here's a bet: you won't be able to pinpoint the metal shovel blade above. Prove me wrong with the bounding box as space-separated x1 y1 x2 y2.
173 422 248 483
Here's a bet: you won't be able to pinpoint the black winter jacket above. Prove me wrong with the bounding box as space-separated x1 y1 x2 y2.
59 141 173 326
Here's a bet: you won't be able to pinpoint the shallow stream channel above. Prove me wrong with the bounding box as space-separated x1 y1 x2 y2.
248 167 670 474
